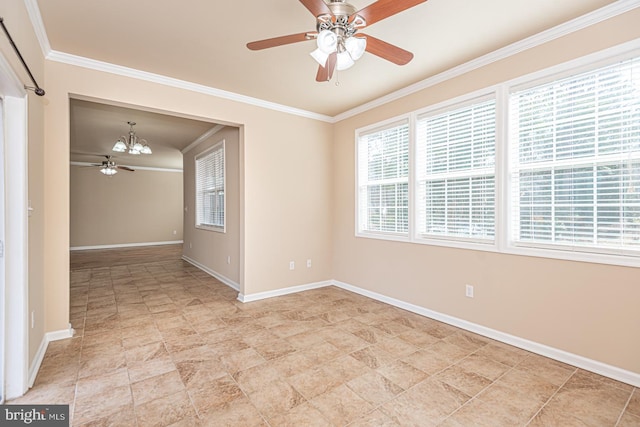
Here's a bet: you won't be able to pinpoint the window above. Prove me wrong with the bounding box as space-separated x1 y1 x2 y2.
357 120 410 236
195 141 225 231
510 57 640 256
354 44 640 266
416 98 496 242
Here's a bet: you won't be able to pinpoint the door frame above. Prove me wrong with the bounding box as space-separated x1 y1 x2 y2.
0 51 29 401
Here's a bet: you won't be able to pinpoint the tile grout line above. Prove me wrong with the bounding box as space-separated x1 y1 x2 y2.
435 345 523 425
614 388 635 427
523 367 579 426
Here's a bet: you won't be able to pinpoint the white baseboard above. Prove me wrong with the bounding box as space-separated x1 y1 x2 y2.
28 325 75 387
223 274 639 387
70 240 183 251
331 280 640 388
238 280 333 303
181 255 240 291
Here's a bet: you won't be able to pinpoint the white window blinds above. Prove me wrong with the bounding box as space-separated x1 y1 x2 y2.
416 99 496 241
195 141 225 229
510 57 640 254
357 121 410 235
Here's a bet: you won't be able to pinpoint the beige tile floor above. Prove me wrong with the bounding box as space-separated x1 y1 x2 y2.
8 247 640 426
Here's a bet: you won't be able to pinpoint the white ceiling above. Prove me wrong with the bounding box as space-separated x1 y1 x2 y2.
38 0 619 168
69 99 218 170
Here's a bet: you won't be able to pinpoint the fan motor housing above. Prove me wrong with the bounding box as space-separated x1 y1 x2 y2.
327 0 357 17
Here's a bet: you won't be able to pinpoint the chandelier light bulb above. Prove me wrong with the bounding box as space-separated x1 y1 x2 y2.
345 36 366 61
336 51 355 71
316 30 338 54
112 140 127 152
310 48 329 66
100 167 117 176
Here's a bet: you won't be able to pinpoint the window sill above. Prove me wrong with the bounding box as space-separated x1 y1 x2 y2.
195 224 225 233
355 231 639 268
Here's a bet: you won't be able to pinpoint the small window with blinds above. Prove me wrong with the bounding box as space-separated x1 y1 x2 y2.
416 98 496 242
357 120 410 236
510 57 640 256
195 141 225 231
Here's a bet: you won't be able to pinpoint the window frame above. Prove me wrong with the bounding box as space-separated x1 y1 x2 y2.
195 140 226 233
355 117 412 241
354 40 640 268
414 94 498 247
504 46 640 267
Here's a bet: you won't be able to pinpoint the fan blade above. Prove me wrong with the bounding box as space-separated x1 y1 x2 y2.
316 52 337 82
299 0 332 17
353 0 426 26
360 34 413 65
117 166 135 172
247 32 315 50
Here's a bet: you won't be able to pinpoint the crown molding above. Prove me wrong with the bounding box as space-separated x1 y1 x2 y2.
23 0 51 57
25 0 640 124
45 50 334 123
332 0 640 122
70 161 182 173
181 124 225 154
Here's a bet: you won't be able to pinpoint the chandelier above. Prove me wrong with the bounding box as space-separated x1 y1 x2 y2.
112 121 152 155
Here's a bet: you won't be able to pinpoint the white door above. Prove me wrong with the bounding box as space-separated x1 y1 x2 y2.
0 52 29 401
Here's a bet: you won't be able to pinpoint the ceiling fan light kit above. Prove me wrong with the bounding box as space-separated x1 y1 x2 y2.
247 0 426 82
112 121 152 155
100 165 118 176
88 155 136 176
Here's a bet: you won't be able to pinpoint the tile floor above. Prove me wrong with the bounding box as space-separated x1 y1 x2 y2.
8 246 640 426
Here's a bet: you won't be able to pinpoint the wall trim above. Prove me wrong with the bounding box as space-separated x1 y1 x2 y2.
2 94 29 401
333 0 640 122
70 240 183 251
26 1 638 123
70 161 183 173
181 125 225 154
23 0 51 56
45 49 333 123
181 255 240 292
238 280 333 303
27 325 74 388
224 275 640 387
331 280 640 388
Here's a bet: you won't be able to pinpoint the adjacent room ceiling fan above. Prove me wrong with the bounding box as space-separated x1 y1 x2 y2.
88 155 135 176
247 0 426 82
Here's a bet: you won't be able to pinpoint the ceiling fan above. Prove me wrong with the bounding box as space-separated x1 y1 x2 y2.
88 155 135 176
247 0 426 82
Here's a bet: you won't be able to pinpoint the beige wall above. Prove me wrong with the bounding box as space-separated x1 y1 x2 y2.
332 9 640 375
1 2 47 366
182 127 241 284
70 166 183 247
11 0 638 386
42 59 334 333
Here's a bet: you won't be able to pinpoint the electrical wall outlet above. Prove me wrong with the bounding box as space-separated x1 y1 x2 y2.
307 259 312 268
465 284 474 298
227 256 231 264
289 261 295 270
